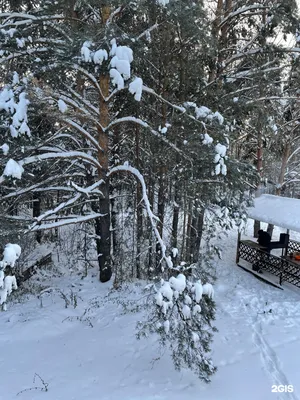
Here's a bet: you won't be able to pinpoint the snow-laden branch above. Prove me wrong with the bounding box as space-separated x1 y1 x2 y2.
72 64 102 95
0 47 48 64
142 85 186 113
287 146 300 163
64 119 103 152
32 193 81 225
106 116 185 157
108 164 172 270
46 133 82 148
135 23 159 41
0 13 73 42
70 179 104 196
19 151 101 169
62 86 100 116
28 213 105 231
106 6 122 25
219 5 267 28
0 173 83 199
34 186 75 192
141 85 210 132
246 96 300 105
224 48 263 68
0 12 65 23
52 91 99 123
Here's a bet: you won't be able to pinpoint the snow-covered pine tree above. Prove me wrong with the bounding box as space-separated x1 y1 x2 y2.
0 0 258 381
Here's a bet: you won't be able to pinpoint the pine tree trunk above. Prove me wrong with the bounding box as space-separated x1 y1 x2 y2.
135 125 142 279
209 0 223 82
96 70 112 282
147 164 155 277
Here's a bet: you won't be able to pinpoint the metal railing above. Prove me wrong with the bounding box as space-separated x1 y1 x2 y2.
238 240 300 288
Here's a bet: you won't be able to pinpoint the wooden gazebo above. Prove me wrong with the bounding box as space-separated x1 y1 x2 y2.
236 195 300 289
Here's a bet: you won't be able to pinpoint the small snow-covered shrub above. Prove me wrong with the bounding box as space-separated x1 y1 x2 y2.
0 243 21 310
137 274 217 382
0 275 18 311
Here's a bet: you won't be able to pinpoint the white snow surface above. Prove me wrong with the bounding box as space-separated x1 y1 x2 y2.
0 143 9 155
58 99 68 113
215 143 227 157
81 41 92 62
129 77 143 101
109 43 133 81
169 273 186 293
110 68 124 90
248 194 300 233
1 224 300 399
93 49 108 65
202 133 213 145
3 158 24 179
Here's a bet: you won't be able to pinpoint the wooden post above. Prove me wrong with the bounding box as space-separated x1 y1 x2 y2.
236 231 241 264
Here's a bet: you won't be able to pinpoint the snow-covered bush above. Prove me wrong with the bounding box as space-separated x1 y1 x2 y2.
137 273 217 382
0 243 21 310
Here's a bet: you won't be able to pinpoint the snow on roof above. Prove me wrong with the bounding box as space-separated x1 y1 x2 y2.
248 194 300 233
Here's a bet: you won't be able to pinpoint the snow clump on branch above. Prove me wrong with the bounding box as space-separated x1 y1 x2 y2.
214 143 227 176
58 99 68 113
3 159 24 180
79 39 143 100
129 77 143 101
0 77 30 138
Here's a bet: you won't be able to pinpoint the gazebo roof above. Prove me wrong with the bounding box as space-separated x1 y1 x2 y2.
247 194 300 233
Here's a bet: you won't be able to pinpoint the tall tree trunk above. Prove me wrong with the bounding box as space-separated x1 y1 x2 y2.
189 215 197 263
185 201 192 261
147 163 155 277
135 125 142 279
95 6 112 283
171 189 180 249
209 0 223 82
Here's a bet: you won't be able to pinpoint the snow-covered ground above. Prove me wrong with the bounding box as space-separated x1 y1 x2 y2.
1 222 300 400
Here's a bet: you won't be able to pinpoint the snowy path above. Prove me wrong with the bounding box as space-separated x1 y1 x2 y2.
252 319 298 400
213 224 300 399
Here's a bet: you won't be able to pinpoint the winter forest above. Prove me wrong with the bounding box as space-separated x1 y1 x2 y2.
1 0 300 395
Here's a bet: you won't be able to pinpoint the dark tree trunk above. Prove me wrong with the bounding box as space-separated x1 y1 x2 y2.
96 69 112 283
185 202 192 261
94 182 111 283
193 211 205 263
135 125 142 279
254 220 260 238
32 193 42 243
171 188 180 250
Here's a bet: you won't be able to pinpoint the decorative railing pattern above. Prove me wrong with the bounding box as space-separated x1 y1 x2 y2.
238 240 300 288
281 259 300 288
288 240 300 254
